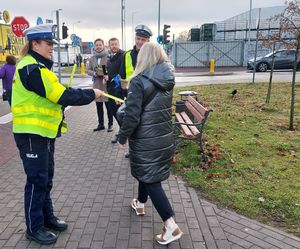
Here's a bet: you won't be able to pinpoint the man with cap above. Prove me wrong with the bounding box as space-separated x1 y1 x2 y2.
119 24 152 81
12 24 103 245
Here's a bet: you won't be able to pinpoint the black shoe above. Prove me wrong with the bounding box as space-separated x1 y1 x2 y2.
45 217 68 232
111 134 119 144
125 152 130 158
93 125 105 131
26 228 57 245
107 125 113 132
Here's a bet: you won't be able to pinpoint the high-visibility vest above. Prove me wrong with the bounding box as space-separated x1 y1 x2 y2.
125 51 134 80
12 55 67 138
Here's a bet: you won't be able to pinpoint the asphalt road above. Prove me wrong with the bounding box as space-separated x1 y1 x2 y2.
1 69 298 120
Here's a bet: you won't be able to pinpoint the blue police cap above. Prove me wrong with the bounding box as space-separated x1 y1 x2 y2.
24 24 58 44
135 24 152 39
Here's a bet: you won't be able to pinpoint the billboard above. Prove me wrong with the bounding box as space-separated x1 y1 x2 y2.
0 24 26 62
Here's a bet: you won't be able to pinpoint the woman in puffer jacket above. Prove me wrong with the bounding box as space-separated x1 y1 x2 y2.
118 42 183 245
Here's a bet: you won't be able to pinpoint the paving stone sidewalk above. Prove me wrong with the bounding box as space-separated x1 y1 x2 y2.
0 104 299 249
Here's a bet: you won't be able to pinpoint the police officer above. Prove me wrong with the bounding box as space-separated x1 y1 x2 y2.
119 24 152 82
12 24 103 245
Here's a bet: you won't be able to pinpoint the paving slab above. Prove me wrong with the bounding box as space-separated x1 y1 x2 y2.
0 104 299 248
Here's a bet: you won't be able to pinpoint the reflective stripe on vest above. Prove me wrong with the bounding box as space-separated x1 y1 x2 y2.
12 55 67 138
125 51 134 80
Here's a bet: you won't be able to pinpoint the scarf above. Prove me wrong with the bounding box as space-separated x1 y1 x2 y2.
93 49 108 59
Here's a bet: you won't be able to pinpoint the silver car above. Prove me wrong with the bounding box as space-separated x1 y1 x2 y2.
247 49 300 72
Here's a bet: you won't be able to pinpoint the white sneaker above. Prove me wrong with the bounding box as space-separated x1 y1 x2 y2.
131 198 145 216
155 225 183 245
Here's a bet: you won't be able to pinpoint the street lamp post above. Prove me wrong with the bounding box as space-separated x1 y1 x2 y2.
121 0 126 49
72 20 80 34
56 9 62 82
158 0 161 35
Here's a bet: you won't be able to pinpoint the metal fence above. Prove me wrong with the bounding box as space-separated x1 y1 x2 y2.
172 41 245 67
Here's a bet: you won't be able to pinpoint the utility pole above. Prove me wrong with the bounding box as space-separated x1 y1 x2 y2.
158 0 161 35
248 0 252 45
121 0 126 49
56 9 62 83
132 11 138 45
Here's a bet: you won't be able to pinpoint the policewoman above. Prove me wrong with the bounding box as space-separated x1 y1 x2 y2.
12 24 103 245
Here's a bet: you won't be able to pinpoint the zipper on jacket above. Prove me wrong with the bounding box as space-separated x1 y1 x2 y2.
47 139 51 152
29 137 32 152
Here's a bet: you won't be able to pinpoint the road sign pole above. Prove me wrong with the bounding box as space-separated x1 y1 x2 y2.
56 10 61 83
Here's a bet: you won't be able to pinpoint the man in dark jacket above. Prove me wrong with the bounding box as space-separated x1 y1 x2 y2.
104 38 124 134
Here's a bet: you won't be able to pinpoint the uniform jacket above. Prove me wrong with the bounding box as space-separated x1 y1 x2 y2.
13 50 95 137
119 46 138 79
118 61 175 183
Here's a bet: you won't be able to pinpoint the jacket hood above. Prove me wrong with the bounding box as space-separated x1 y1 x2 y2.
142 62 175 91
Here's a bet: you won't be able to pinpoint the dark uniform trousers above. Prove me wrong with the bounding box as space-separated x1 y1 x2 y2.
14 133 55 233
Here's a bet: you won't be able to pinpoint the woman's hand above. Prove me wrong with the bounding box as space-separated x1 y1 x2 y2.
93 89 104 100
118 143 126 150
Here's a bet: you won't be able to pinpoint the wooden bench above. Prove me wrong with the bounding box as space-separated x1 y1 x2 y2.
174 96 213 162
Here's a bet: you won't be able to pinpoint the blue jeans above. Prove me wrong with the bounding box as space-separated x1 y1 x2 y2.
138 181 174 221
14 134 55 233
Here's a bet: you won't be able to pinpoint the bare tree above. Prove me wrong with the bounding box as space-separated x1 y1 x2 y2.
260 0 300 130
176 30 189 42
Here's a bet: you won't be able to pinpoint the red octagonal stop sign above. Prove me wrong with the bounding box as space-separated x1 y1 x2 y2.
11 16 30 37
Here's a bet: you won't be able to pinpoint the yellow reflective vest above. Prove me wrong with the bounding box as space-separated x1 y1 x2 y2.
12 55 67 138
125 51 134 80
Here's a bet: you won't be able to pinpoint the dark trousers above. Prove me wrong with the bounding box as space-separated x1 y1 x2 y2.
96 101 113 126
14 134 55 233
6 89 12 106
107 98 121 126
138 181 174 222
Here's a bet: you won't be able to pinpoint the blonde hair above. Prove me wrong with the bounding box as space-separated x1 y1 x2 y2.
20 42 30 58
130 42 168 81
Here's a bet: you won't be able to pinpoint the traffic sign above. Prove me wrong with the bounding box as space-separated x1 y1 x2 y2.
36 16 43 25
11 16 30 37
3 10 10 23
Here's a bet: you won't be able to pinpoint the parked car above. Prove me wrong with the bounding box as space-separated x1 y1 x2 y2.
247 49 300 72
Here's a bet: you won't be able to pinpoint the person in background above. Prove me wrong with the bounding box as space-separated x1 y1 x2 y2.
12 24 103 245
119 24 152 88
87 38 113 132
117 42 183 245
0 54 16 106
104 37 124 143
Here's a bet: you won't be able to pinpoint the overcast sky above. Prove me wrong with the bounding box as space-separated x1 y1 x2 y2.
1 0 286 49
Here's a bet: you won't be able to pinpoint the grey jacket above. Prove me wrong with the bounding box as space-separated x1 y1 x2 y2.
118 62 175 183
87 55 108 102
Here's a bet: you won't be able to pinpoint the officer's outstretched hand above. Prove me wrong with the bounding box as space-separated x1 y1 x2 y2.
93 89 104 100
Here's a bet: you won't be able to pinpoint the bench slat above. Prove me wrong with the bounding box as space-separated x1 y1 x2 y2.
175 113 194 138
187 96 208 117
185 102 204 123
180 112 200 136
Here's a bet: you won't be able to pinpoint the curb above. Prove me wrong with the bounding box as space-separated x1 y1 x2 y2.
175 72 234 77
